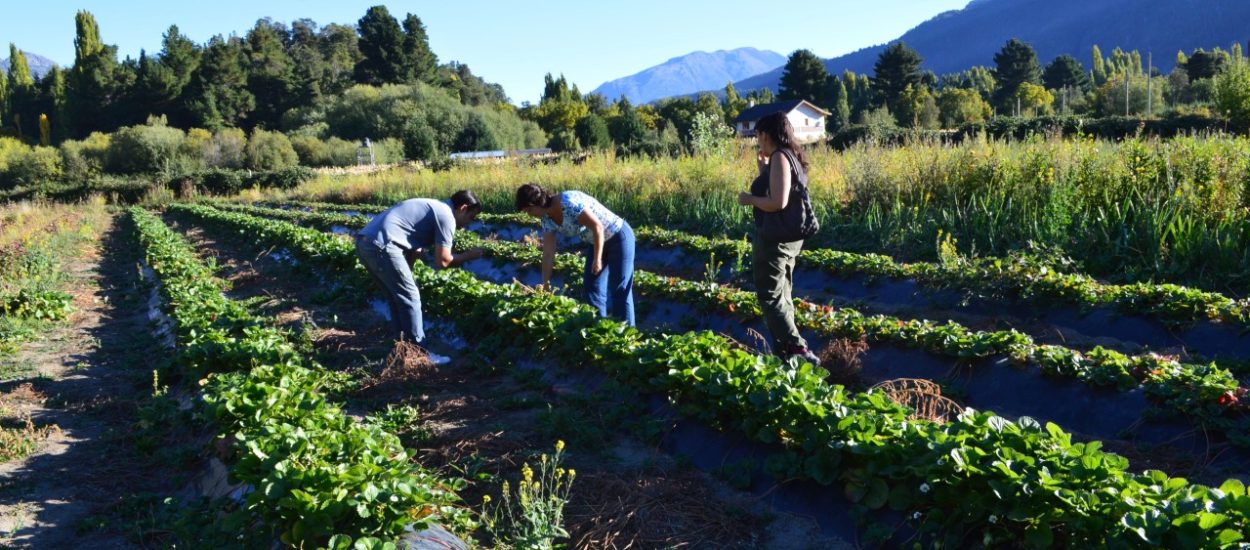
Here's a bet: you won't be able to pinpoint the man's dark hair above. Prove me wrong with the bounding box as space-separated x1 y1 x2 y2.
451 189 482 211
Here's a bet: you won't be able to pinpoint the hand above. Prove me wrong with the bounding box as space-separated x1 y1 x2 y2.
737 192 754 206
591 257 604 276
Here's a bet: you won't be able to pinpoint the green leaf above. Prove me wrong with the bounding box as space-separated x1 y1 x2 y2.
864 478 889 510
1024 522 1054 548
1218 479 1246 496
1198 512 1228 531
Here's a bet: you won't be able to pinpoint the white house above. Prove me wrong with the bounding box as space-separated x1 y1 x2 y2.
733 99 830 144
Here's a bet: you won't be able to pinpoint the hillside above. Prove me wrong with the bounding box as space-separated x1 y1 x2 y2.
732 0 1250 93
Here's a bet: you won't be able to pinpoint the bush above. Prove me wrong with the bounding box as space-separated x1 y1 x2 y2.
372 138 405 164
245 129 298 171
59 132 111 181
954 114 1227 141
105 121 188 175
291 135 360 167
402 118 438 162
167 167 314 195
206 128 247 169
5 146 63 187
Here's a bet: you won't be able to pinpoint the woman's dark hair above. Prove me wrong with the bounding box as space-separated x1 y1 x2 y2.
450 189 482 212
755 112 809 171
515 183 555 210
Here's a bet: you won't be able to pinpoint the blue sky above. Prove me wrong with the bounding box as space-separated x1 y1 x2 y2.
1 1 969 104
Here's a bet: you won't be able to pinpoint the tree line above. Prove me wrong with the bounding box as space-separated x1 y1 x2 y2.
772 39 1250 132
0 6 518 148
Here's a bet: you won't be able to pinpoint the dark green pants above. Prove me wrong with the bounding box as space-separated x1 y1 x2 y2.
753 237 807 354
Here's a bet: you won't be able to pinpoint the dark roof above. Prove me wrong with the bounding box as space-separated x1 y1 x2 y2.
733 100 803 123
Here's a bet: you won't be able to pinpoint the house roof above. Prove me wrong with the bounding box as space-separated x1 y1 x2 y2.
733 99 831 123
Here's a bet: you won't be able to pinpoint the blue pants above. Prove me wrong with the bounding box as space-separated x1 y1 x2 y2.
584 223 636 327
355 237 424 342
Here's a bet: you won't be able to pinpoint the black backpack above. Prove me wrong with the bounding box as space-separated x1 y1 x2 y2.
753 148 820 242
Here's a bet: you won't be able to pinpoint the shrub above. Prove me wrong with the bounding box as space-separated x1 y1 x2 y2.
245 129 298 171
4 146 63 187
402 118 438 162
372 138 405 164
59 132 110 181
106 120 187 175
206 128 247 169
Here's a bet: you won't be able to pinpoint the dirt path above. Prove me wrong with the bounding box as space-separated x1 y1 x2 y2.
0 214 185 548
166 212 851 549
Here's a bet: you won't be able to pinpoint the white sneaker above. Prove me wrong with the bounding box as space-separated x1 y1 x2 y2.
425 350 452 366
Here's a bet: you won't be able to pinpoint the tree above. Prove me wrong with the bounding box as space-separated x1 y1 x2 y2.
67 11 120 138
1091 45 1107 86
992 39 1042 112
41 68 69 143
319 23 362 95
454 111 500 152
778 49 833 107
897 84 939 129
157 25 200 126
694 92 723 122
0 71 9 131
185 35 255 129
1214 61 1250 129
1043 55 1089 91
1013 82 1053 116
722 81 747 123
574 114 611 150
937 87 991 127
1187 49 1227 81
872 42 924 113
243 19 296 129
355 6 406 84
829 79 850 132
401 14 438 84
656 97 697 139
7 45 37 139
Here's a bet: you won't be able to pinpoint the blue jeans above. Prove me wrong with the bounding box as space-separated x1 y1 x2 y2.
584 223 636 327
355 237 425 342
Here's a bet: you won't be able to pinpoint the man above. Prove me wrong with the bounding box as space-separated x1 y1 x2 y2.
355 190 484 364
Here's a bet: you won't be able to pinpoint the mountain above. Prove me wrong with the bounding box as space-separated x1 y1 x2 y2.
593 47 785 104
731 0 1250 94
0 51 58 79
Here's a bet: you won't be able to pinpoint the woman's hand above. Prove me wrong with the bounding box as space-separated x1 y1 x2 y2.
737 192 755 206
591 257 604 275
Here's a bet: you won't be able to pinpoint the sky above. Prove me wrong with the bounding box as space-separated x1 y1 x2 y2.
0 0 970 104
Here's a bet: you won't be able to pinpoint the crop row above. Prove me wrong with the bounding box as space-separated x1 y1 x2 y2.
168 201 1250 548
129 207 468 548
261 199 1250 330
204 201 1250 445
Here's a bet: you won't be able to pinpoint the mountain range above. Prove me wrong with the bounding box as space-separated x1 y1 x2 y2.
0 51 57 80
731 0 1250 95
592 47 784 104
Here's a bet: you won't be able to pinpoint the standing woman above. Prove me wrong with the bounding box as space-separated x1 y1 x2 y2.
516 183 636 327
737 112 821 366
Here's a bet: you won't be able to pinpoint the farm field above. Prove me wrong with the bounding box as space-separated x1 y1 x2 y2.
2 139 1250 548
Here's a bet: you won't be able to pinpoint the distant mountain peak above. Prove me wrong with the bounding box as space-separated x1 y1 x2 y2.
0 51 58 79
593 47 785 104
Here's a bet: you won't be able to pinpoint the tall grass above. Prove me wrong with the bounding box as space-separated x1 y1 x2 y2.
257 135 1250 294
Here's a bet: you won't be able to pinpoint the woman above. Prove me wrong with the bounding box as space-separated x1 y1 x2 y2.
516 183 636 327
737 112 821 366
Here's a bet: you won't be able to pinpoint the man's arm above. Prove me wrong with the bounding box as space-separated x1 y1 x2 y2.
434 245 482 269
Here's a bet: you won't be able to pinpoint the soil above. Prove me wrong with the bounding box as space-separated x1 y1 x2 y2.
0 214 189 549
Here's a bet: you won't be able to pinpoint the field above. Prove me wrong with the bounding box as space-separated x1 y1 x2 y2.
1 136 1249 548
